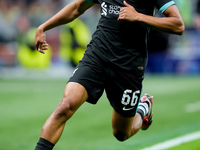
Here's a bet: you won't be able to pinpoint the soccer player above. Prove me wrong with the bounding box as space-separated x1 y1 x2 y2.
34 0 184 149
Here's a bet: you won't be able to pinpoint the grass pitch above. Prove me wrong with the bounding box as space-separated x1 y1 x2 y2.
0 75 200 150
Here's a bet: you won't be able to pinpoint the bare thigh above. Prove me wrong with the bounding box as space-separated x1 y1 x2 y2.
54 82 89 119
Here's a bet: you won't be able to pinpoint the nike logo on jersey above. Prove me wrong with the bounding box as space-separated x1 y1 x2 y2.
123 106 135 111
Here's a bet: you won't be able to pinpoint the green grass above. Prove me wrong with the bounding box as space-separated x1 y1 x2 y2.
0 75 200 150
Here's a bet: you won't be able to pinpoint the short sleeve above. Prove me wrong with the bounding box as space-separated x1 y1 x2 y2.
155 0 175 13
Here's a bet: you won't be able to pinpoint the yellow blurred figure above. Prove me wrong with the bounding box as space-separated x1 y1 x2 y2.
59 18 90 67
18 28 51 68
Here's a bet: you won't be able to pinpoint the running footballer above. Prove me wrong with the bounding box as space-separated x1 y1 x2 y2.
34 0 184 149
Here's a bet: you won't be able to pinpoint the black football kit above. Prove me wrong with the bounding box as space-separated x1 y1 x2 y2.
69 0 175 117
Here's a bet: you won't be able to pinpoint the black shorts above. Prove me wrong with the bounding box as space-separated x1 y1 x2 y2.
68 54 144 117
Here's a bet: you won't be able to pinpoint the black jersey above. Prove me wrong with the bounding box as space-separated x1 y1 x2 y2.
84 0 175 72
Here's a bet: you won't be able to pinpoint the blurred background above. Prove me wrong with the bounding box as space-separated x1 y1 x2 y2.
0 0 200 78
0 1 200 150
0 0 100 78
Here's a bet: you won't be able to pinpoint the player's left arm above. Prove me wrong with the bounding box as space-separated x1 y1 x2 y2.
118 1 185 35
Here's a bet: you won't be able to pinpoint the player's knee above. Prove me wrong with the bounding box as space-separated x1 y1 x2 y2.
54 97 75 121
113 130 129 142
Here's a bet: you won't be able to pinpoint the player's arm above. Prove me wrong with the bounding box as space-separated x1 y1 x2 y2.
35 0 95 54
118 1 185 35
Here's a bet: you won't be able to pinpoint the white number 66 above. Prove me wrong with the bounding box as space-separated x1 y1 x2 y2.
121 90 140 106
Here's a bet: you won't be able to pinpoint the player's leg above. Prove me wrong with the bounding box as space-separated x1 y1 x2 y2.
112 110 143 141
35 82 88 150
112 94 153 142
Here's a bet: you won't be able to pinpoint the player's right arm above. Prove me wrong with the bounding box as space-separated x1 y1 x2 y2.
118 1 184 36
35 0 95 54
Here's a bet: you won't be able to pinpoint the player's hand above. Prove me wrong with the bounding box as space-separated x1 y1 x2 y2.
118 1 139 22
35 27 49 54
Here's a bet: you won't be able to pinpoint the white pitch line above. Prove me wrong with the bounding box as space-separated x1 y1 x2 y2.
141 131 200 150
186 101 200 112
